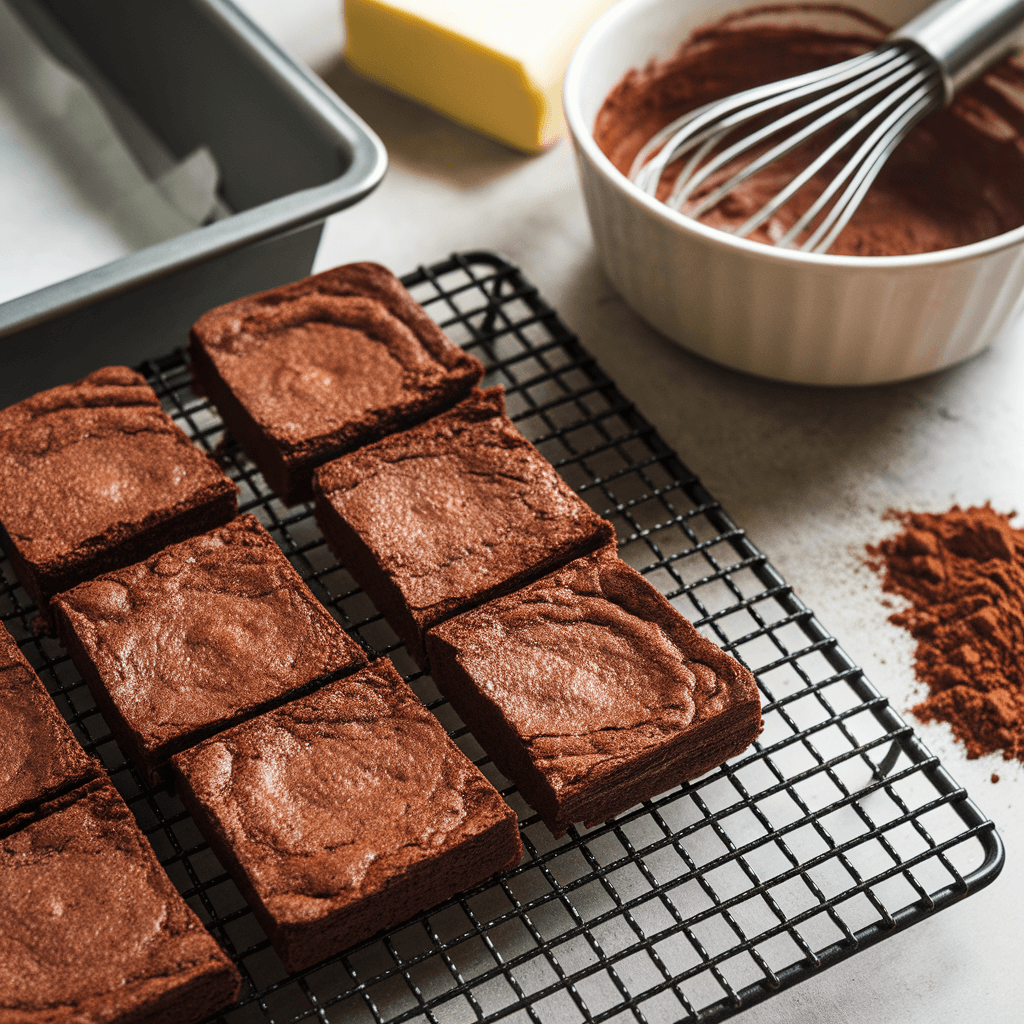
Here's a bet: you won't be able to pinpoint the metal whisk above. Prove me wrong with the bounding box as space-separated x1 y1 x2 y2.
629 0 1024 253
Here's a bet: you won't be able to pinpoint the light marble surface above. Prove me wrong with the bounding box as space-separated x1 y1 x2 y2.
241 3 1022 1021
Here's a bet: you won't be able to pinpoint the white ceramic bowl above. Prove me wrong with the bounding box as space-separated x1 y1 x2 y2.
563 0 1024 386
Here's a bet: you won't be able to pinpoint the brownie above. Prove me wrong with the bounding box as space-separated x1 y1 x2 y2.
426 546 763 836
0 779 240 1024
0 623 100 824
51 514 367 781
189 262 484 505
313 387 615 666
171 659 521 973
0 366 238 616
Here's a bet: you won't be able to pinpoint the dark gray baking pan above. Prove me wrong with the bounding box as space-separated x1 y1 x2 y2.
0 0 386 407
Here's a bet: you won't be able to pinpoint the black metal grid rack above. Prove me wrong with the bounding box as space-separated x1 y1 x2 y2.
0 251 1003 1024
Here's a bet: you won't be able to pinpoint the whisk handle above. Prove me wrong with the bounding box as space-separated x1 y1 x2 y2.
892 0 1024 104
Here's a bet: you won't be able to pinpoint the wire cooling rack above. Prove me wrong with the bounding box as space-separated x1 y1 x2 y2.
0 251 1003 1024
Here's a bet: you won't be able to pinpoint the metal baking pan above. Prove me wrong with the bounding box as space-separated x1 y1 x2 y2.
0 0 386 408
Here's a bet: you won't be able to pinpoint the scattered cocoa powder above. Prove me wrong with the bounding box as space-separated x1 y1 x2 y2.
866 504 1024 766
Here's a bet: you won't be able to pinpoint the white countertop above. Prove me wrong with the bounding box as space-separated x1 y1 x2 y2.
244 3 1022 1021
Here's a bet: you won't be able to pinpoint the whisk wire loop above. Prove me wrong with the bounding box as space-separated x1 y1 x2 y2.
806 88 939 252
628 49 884 188
776 87 930 249
732 54 943 244
667 46 921 213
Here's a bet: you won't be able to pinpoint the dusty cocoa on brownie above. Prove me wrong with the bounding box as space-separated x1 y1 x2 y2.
189 262 484 505
0 779 240 1024
313 387 615 667
0 366 238 616
0 623 100 824
51 514 367 781
171 659 521 973
426 545 762 836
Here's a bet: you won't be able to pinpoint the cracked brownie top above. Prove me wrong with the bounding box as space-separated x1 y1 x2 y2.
0 366 236 573
313 387 615 663
427 544 761 792
0 623 99 823
51 514 366 769
171 659 519 919
190 263 483 453
0 780 239 1020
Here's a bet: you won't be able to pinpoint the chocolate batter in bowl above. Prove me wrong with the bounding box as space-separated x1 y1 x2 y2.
595 5 1024 257
563 0 1024 385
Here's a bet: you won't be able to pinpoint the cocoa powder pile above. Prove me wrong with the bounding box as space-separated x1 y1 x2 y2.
867 504 1024 765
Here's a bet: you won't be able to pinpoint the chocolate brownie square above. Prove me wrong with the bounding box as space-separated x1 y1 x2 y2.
313 387 615 667
426 546 763 836
0 366 238 616
51 514 367 781
189 262 484 505
171 659 521 973
0 623 100 824
0 779 240 1024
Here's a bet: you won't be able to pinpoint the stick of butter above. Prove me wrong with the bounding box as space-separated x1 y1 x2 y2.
344 0 620 153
